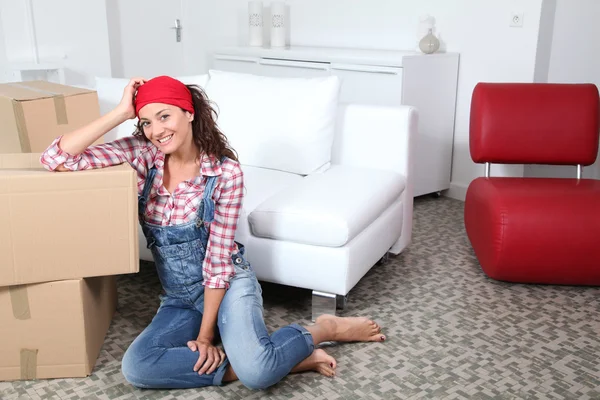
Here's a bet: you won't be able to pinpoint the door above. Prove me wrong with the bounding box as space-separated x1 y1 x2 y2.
107 0 185 78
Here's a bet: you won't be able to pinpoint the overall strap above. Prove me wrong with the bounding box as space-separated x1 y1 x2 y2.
138 166 157 221
196 156 227 226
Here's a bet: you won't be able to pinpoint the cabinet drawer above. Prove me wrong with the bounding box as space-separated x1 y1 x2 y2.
213 55 260 74
257 58 331 78
330 63 403 106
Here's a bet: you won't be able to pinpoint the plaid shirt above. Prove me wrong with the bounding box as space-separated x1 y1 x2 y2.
40 135 243 289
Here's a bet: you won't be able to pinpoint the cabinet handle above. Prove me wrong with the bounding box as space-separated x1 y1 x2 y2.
331 63 401 75
259 58 330 71
214 55 259 63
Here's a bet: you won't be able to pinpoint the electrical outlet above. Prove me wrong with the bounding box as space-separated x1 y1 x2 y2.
510 12 524 27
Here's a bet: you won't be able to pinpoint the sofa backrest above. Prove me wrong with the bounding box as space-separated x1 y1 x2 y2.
95 72 415 183
332 103 417 183
204 70 341 175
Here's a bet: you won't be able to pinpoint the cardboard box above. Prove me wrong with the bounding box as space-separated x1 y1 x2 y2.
0 80 102 154
0 153 139 286
0 276 117 381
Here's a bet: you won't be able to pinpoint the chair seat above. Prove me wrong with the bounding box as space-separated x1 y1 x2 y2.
464 177 600 285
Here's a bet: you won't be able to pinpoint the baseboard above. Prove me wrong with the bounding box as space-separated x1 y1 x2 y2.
444 182 467 201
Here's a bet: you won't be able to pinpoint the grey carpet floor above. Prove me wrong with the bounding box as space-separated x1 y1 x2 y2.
2 196 600 399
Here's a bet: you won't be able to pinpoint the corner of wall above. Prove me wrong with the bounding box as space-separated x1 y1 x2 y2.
446 182 468 201
0 9 7 66
105 0 124 78
533 0 557 83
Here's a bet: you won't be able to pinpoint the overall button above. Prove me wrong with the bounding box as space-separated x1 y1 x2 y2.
235 257 242 264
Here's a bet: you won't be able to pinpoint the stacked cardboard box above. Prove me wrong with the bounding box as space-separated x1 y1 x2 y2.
0 82 139 381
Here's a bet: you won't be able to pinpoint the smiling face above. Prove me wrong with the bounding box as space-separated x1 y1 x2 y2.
138 103 194 154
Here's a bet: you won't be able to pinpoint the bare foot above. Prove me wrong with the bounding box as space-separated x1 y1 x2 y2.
309 349 337 377
291 349 337 377
315 315 385 343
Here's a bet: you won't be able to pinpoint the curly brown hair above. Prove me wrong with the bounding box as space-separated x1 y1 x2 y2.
134 85 238 162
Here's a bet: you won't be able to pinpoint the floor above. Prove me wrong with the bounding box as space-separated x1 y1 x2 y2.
2 196 600 399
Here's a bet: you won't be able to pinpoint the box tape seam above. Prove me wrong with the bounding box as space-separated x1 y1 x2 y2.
7 82 69 125
9 285 31 320
53 95 68 124
20 349 38 380
11 100 32 153
9 285 36 379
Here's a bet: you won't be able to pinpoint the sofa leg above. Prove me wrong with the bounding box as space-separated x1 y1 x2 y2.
311 291 337 322
336 294 349 310
376 251 390 265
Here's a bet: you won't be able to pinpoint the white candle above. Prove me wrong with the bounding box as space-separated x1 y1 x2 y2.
248 1 263 47
270 1 286 48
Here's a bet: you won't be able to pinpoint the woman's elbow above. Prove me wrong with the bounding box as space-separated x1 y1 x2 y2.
54 164 69 172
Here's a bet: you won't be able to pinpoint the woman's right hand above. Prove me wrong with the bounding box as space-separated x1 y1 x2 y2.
116 77 146 121
187 339 226 375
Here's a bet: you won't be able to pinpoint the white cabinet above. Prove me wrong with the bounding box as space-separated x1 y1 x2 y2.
1 63 65 84
212 45 459 197
213 55 260 75
258 59 330 78
330 63 403 106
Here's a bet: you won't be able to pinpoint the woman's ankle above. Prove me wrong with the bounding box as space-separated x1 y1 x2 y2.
305 318 336 344
223 366 238 382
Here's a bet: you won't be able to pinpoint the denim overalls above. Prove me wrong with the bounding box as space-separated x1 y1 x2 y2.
121 161 315 390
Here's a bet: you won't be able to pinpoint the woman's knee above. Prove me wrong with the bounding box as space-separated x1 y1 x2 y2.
233 351 282 390
121 339 159 388
236 368 276 390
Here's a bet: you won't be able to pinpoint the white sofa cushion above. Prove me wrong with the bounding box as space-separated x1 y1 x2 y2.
234 165 304 245
248 165 406 247
95 75 209 142
204 69 341 175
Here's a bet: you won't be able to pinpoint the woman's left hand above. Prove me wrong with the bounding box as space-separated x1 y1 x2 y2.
187 338 226 375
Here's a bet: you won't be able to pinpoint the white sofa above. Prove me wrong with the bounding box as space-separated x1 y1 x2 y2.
95 70 417 318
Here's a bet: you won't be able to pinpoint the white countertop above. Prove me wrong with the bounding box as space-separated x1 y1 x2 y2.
215 45 458 67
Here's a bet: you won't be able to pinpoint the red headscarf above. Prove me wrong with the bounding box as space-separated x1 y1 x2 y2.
134 76 194 117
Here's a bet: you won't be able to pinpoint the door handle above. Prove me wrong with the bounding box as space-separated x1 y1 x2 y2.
171 19 182 42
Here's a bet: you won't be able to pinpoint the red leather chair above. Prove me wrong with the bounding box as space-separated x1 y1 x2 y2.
464 82 600 285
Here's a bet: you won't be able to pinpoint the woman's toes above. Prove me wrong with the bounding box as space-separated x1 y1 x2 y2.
370 322 381 334
368 332 386 342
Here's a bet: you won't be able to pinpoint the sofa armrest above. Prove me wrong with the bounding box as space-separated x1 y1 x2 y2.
331 104 418 252
332 104 417 187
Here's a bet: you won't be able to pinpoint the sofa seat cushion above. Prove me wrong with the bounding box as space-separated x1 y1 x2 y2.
248 165 406 247
234 165 304 243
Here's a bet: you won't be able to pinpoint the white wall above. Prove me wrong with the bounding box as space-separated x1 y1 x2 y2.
533 0 556 83
192 0 545 199
0 1 36 62
0 0 112 88
1 0 552 196
526 0 600 180
0 8 7 67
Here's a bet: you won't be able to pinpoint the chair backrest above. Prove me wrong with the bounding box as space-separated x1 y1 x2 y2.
470 83 600 166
